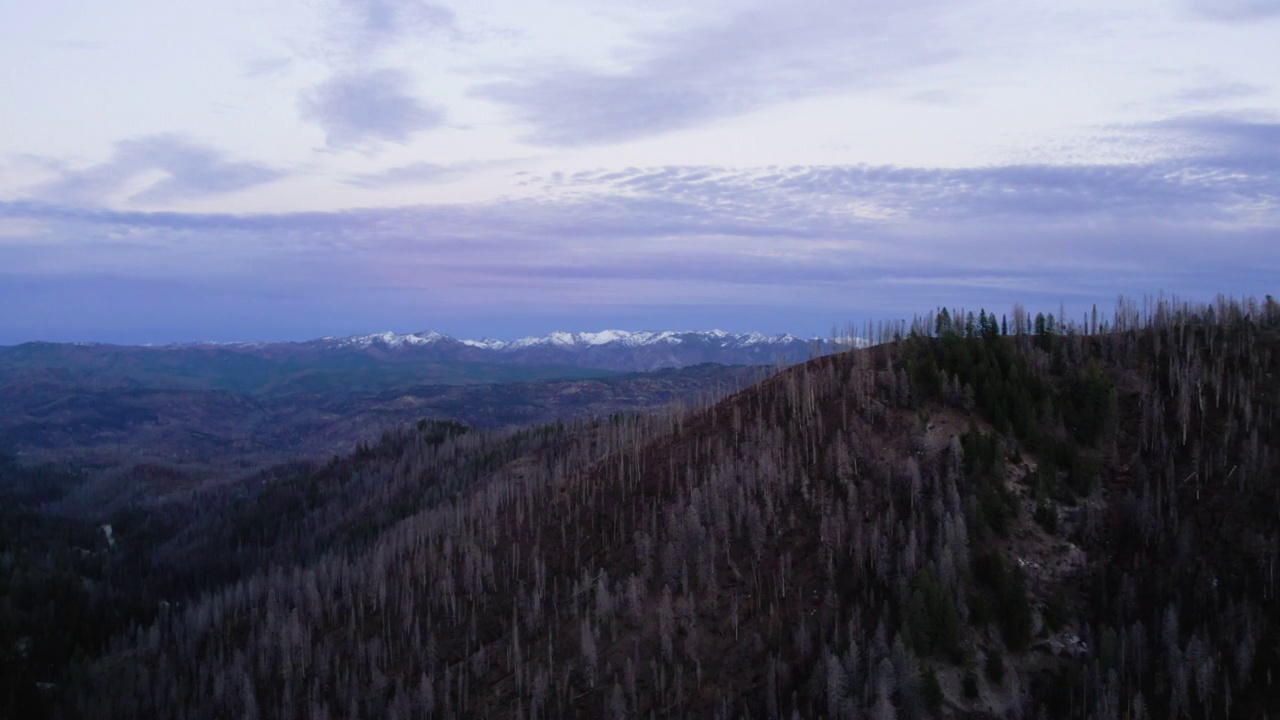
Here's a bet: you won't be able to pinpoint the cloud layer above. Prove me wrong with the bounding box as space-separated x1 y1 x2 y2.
4 1 1279 342
4 114 1276 341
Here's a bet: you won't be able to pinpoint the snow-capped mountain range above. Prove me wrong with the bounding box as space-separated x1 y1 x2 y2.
224 329 840 373
319 329 814 351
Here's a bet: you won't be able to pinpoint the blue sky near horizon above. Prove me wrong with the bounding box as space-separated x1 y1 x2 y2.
1 0 1277 344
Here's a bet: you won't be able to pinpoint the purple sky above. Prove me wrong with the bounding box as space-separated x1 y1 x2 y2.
1 0 1277 344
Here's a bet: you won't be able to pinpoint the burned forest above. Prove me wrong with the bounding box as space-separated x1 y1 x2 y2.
6 294 1279 719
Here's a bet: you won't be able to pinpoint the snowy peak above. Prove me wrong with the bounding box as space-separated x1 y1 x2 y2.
189 328 848 373
504 330 676 350
322 330 454 349
458 337 507 350
311 328 831 352
207 328 838 355
490 329 819 351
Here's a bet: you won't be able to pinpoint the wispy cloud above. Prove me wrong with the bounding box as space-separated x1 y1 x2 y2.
473 0 957 146
30 134 287 206
346 162 473 188
345 158 526 188
298 70 446 148
544 117 1279 225
241 56 293 79
355 0 454 42
296 1 457 150
1185 0 1280 22
332 0 457 57
1150 114 1280 173
1171 82 1264 105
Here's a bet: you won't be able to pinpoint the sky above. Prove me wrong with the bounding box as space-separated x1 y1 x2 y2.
1 0 1277 344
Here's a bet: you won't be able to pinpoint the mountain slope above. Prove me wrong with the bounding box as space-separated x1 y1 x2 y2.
27 297 1280 719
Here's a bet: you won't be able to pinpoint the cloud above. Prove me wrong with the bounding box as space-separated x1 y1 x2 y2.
344 158 526 188
341 0 455 43
297 2 454 150
31 134 287 206
543 134 1277 226
1186 0 1280 21
298 70 446 148
331 0 457 57
473 0 956 146
1171 82 1264 105
1150 114 1280 172
347 161 475 188
242 56 293 79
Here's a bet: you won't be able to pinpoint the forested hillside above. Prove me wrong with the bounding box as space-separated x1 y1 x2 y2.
8 295 1279 719
1 357 760 468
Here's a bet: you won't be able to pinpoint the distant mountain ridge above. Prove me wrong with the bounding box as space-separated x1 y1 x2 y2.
0 327 839 399
333 328 809 350
176 328 841 372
